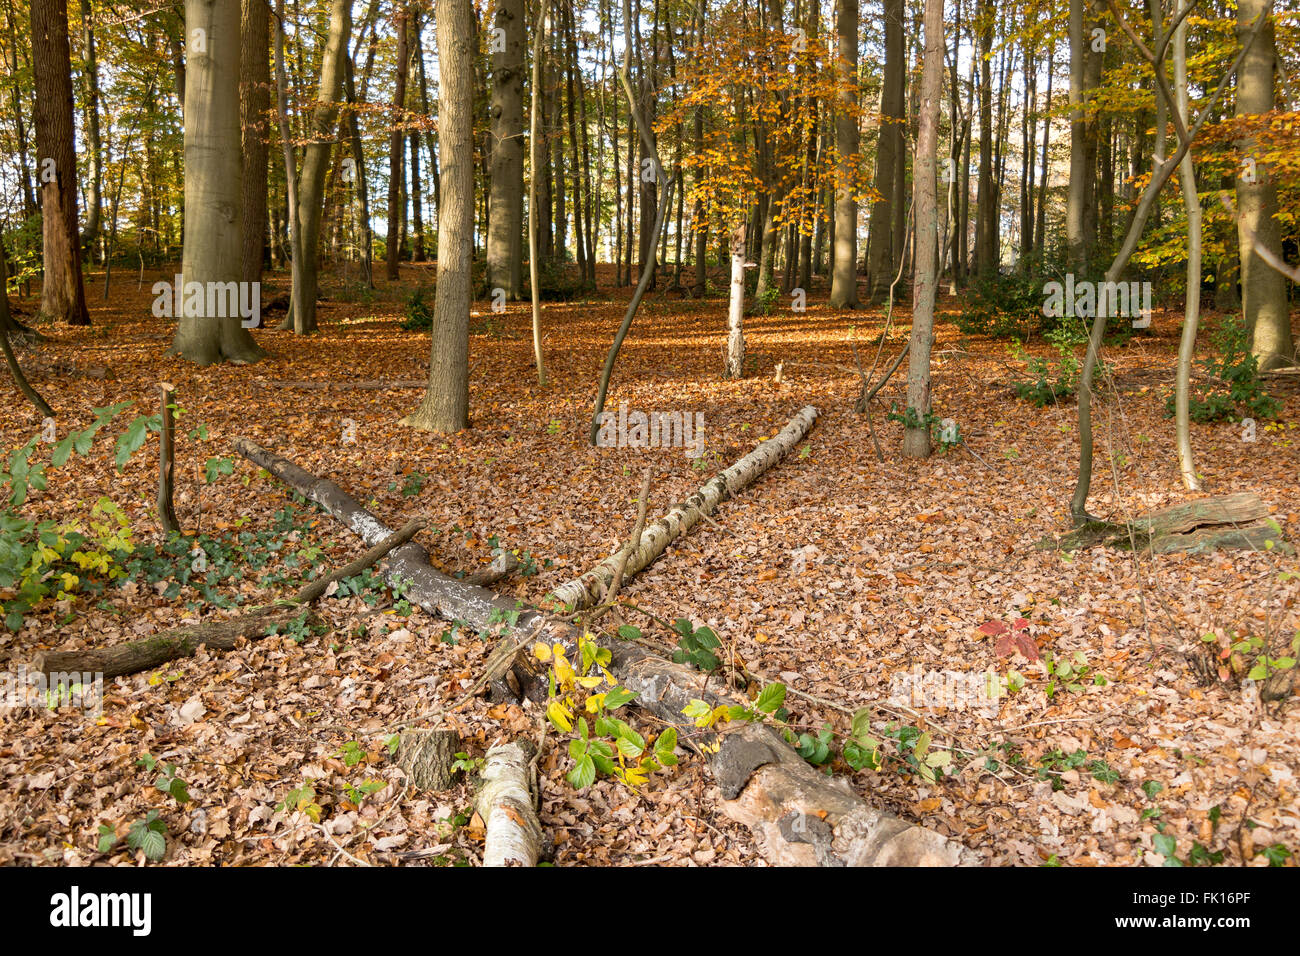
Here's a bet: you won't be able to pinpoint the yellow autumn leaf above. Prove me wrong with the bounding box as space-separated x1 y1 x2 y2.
546 699 573 732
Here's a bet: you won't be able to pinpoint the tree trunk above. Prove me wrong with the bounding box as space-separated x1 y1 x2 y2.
903 0 943 460
343 55 374 287
865 0 903 300
402 0 474 432
560 406 817 610
726 225 746 378
1173 0 1202 491
284 0 350 333
78 0 103 257
829 0 859 308
1236 0 1295 371
168 0 264 365
30 0 90 325
487 0 525 299
240 0 270 288
476 742 543 866
1066 0 1089 276
385 3 409 281
974 0 994 276
527 0 549 385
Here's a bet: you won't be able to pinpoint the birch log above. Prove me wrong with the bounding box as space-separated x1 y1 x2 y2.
476 742 544 866
549 405 818 611
235 438 979 867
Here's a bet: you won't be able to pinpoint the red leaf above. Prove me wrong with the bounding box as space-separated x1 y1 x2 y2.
994 633 1017 657
1014 634 1041 662
978 620 1010 637
1013 617 1031 631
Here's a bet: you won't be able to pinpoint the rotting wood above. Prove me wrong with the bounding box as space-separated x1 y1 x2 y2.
235 440 978 867
398 727 463 791
32 606 314 680
33 519 423 678
476 741 544 866
1038 493 1288 554
550 405 818 611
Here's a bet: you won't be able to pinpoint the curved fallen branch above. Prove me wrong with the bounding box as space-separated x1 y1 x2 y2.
33 519 423 678
551 405 819 611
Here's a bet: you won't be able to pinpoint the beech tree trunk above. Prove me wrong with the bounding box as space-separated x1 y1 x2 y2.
866 0 904 300
487 0 525 299
1066 0 1089 277
240 0 270 287
386 3 409 280
1236 0 1295 371
828 0 859 308
168 0 264 365
402 0 474 432
1173 0 1202 491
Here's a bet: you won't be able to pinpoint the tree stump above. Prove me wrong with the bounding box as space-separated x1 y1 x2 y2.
397 728 462 791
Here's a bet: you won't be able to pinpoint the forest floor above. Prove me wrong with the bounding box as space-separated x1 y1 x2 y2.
0 262 1298 867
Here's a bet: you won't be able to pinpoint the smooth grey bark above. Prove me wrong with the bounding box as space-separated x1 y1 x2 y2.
487 0 525 299
385 2 409 280
866 0 904 299
168 0 264 365
1236 0 1295 371
1067 0 1089 276
828 0 859 308
240 0 270 287
402 0 474 432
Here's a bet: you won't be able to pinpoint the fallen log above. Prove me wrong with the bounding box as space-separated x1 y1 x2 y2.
236 440 977 867
549 405 819 611
603 640 976 866
476 741 544 866
33 519 423 678
33 607 313 680
237 438 543 633
1039 492 1290 554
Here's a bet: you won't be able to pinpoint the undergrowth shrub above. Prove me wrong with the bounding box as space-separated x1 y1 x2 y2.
1164 315 1282 423
400 286 434 330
